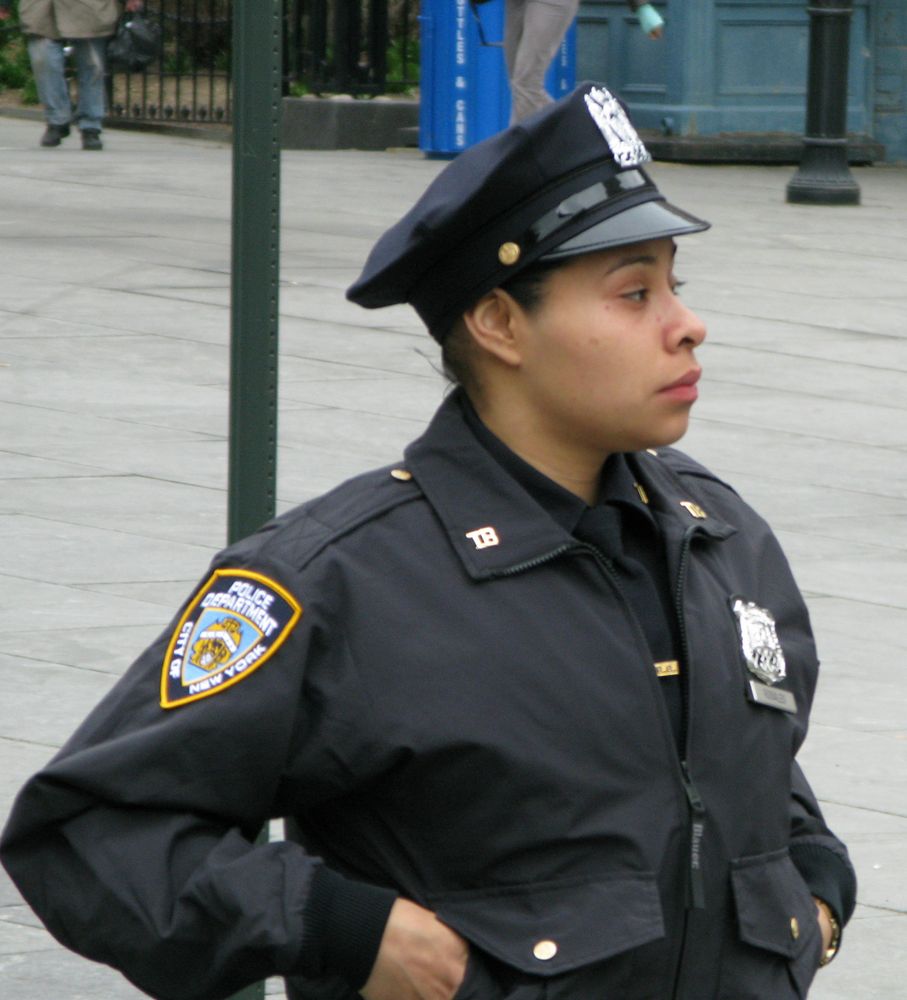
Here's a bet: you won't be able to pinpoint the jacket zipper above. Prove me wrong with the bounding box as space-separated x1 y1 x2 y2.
489 543 575 579
671 527 707 1000
673 527 706 909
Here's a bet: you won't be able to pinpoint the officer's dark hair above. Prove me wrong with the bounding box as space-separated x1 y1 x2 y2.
441 258 567 391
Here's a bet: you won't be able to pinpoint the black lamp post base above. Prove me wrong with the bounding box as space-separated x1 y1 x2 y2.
786 139 860 205
787 0 860 206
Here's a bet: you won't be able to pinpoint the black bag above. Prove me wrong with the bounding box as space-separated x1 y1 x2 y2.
107 14 161 72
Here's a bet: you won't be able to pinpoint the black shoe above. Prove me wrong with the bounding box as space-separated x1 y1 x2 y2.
40 123 70 147
81 129 103 151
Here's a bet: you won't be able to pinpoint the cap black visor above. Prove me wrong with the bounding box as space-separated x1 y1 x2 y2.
541 199 710 260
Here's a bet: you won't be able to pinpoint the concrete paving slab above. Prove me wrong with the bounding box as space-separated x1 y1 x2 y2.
799 724 907 818
716 473 907 525
0 577 185 634
682 423 907 499
11 283 229 338
1 910 69 955
816 804 907 913
0 310 124 342
809 909 906 1000
277 451 411 507
699 382 907 448
695 313 907 368
0 655 132 748
694 265 907 314
702 343 907 407
809 597 907 648
0 940 149 1000
0 400 216 463
279 373 448 421
812 678 907 735
0 867 35 910
0 741 59 807
1 623 175 677
701 287 907 339
786 513 907 552
1 376 229 432
773 532 907 607
97 438 230 490
278 354 424 385
2 515 215 586
279 316 432 372
0 450 109 480
0 476 225 545
1 326 228 374
278 279 415 329
274 410 438 504
805 660 907 735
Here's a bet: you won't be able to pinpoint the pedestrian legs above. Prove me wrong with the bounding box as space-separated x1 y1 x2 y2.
73 37 107 133
505 0 580 124
27 35 72 126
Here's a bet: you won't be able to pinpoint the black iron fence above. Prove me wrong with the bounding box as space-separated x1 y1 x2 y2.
285 0 418 97
108 0 230 124
107 0 418 126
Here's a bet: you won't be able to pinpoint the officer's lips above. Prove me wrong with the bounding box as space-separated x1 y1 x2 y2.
659 369 701 402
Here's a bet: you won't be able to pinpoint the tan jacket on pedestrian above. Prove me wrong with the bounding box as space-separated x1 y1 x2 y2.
18 0 119 39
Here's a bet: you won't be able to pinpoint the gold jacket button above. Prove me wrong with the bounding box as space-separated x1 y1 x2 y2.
390 468 413 481
790 917 800 940
533 940 558 961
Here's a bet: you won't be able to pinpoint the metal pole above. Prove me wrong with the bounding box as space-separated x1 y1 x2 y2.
786 0 860 205
227 2 283 998
228 0 283 546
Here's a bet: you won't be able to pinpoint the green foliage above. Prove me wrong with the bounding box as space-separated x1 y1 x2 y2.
0 11 33 92
164 47 192 75
384 36 418 95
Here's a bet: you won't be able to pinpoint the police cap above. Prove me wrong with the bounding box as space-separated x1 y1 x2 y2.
346 83 709 341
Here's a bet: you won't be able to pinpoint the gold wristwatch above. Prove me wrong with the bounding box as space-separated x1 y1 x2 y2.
815 898 841 967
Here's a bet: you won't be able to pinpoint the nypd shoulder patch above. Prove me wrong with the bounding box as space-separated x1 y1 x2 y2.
160 568 302 709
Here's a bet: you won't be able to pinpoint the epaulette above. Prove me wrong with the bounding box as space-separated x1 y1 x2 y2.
638 446 740 498
255 463 423 569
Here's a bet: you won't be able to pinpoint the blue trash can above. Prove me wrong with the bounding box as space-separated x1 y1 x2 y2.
419 0 576 156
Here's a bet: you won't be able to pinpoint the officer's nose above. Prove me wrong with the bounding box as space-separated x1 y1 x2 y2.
668 295 707 351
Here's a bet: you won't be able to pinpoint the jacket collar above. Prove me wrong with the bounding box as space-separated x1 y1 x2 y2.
405 393 734 580
405 393 572 579
628 451 736 545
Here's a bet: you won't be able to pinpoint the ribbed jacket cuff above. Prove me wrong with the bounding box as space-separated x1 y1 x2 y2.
790 842 857 926
302 865 398 988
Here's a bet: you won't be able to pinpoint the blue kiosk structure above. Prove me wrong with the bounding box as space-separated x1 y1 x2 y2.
576 0 880 148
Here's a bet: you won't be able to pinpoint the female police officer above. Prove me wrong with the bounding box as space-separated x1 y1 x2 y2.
1 84 855 1000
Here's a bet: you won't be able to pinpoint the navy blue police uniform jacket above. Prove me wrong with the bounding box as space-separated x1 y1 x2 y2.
0 391 855 1000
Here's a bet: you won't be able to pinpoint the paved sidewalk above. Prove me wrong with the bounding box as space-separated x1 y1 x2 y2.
0 114 905 998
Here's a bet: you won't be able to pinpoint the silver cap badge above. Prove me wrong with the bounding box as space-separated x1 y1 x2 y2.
584 86 651 169
732 598 787 685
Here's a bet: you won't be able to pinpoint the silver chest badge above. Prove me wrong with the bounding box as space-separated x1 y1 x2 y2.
584 86 651 169
732 598 796 714
733 598 786 684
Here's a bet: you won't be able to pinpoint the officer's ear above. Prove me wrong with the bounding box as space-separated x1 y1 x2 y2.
461 288 525 370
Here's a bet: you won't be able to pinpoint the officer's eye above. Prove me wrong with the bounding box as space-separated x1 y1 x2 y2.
671 279 687 296
622 288 649 303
